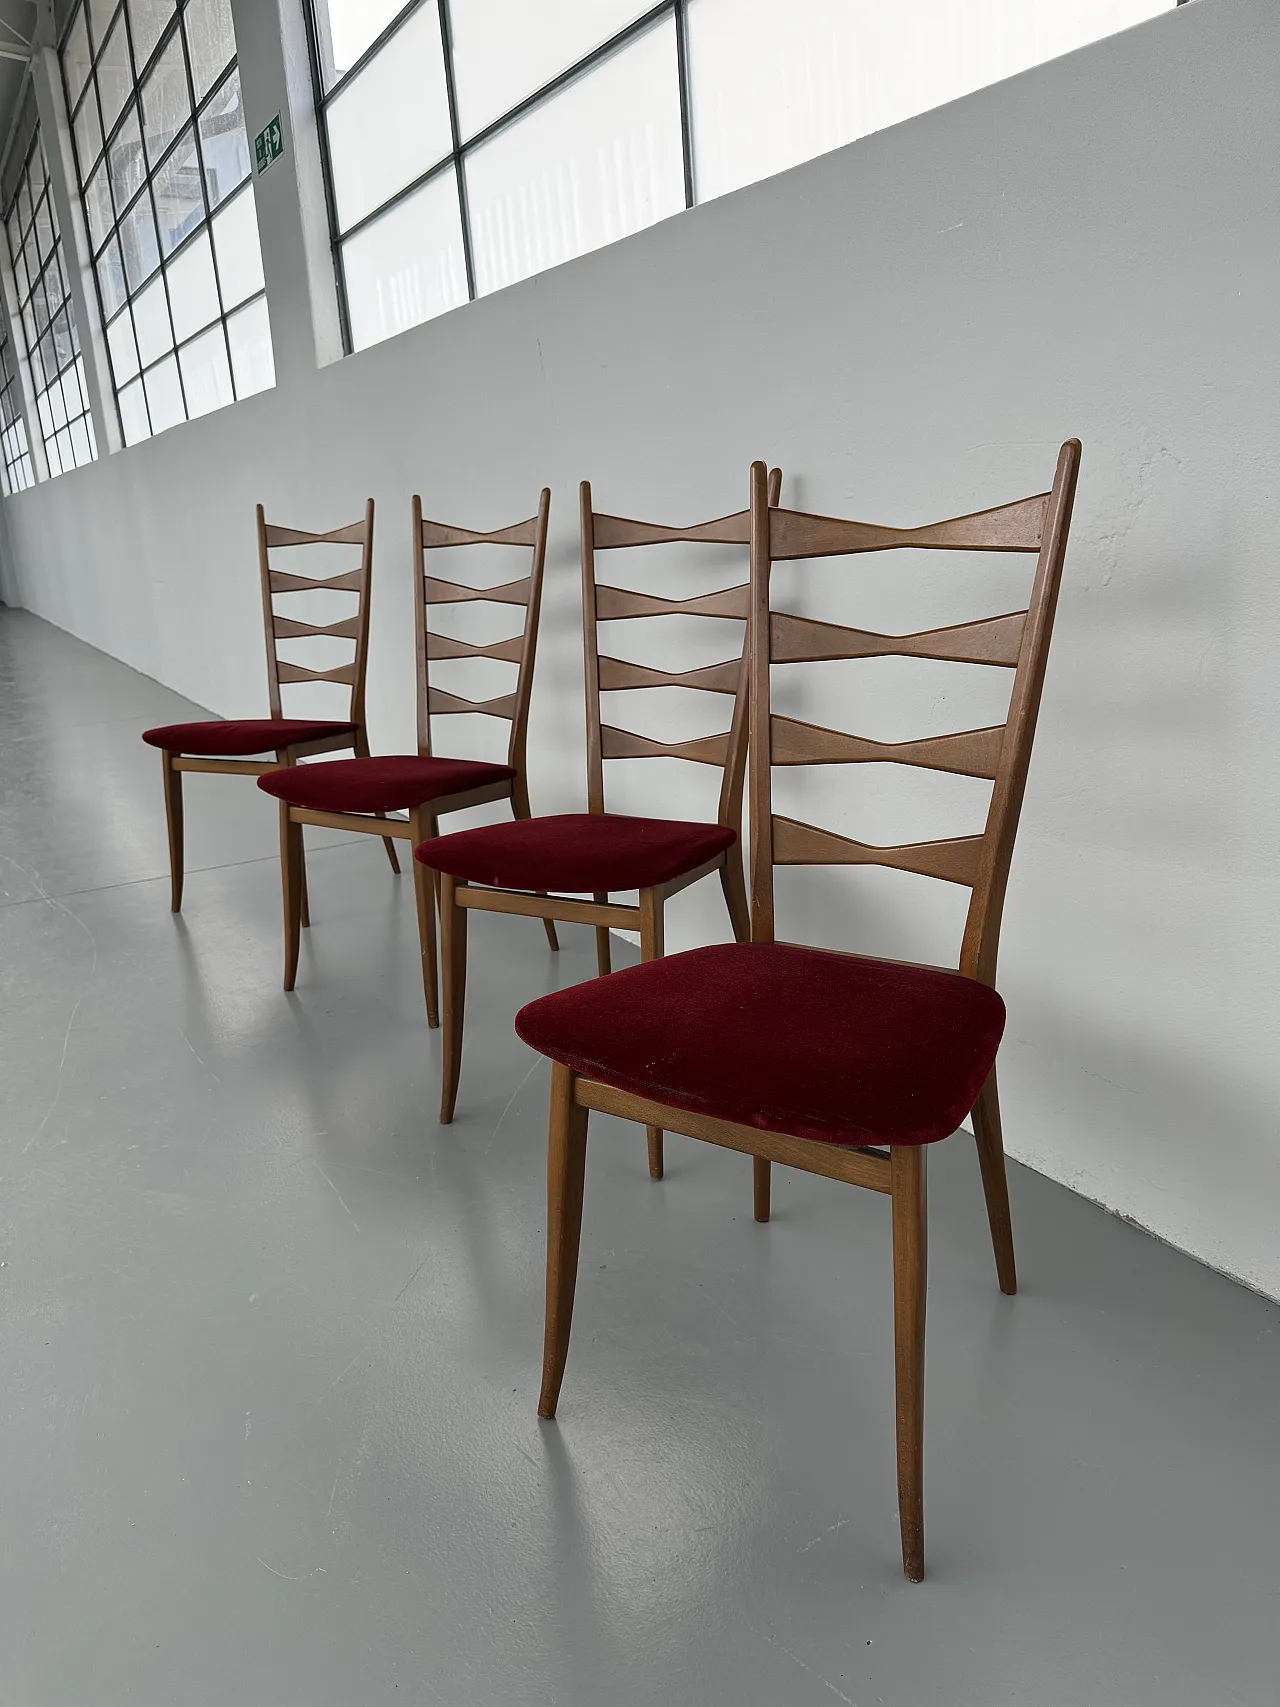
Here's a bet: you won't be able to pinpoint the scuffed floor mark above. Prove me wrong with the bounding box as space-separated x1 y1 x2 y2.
483 1059 540 1158
311 1156 360 1233
745 1618 858 1704
254 1555 327 1583
796 1516 851 1554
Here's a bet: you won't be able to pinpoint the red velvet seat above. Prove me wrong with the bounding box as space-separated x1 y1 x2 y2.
142 718 358 757
417 812 737 893
258 754 515 815
515 941 1005 1149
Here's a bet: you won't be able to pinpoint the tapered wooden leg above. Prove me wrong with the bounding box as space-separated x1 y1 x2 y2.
719 852 751 943
971 1070 1016 1295
593 894 611 976
753 1157 771 1222
891 1144 928 1583
439 873 467 1123
279 803 304 992
539 1063 589 1420
542 916 560 952
409 808 439 1028
380 830 402 875
161 753 184 912
638 890 665 1181
299 836 310 929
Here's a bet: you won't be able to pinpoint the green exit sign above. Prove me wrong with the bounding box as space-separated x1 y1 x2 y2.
254 115 284 175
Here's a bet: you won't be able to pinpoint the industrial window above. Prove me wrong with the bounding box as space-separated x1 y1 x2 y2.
0 323 35 493
59 0 273 447
306 0 1176 354
1 107 97 479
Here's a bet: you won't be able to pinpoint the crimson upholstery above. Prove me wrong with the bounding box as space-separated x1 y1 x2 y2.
142 718 358 757
415 812 736 892
515 941 1005 1149
257 754 515 814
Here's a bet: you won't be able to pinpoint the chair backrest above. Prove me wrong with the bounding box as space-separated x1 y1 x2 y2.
747 441 1081 985
580 468 782 828
412 490 551 773
256 501 376 730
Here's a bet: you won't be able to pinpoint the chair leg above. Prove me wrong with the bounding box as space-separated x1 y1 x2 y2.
409 807 440 1028
299 832 310 929
279 803 304 992
592 894 611 976
380 828 402 875
161 753 184 912
638 889 665 1180
539 1062 589 1420
891 1144 928 1583
971 1069 1017 1296
719 852 751 943
753 1158 771 1222
439 874 467 1124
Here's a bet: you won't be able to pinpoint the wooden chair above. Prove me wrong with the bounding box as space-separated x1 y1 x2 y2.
142 503 391 915
258 492 552 1024
514 442 1081 1581
417 470 782 1170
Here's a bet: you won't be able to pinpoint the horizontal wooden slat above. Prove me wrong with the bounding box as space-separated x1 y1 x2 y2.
428 687 518 719
269 568 364 593
772 815 984 886
591 508 750 549
276 661 357 686
768 493 1050 561
420 516 537 548
771 609 1027 667
771 715 1006 779
425 574 530 606
427 632 525 663
597 655 742 693
455 888 642 929
273 614 361 640
575 1078 893 1193
595 583 749 621
599 725 730 766
264 521 368 547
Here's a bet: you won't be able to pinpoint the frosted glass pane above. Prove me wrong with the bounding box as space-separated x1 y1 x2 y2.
226 295 274 398
119 192 160 286
466 20 683 300
166 228 219 340
450 0 651 140
198 67 250 209
313 0 404 86
141 29 188 166
185 0 236 101
108 103 146 211
143 350 185 432
119 373 150 443
211 183 264 307
687 0 1175 204
73 84 103 173
178 323 233 417
84 158 113 249
152 126 204 255
107 307 141 383
97 237 128 317
129 0 176 71
65 9 93 108
69 414 93 467
97 11 133 133
341 169 466 352
326 3 451 231
132 268 172 366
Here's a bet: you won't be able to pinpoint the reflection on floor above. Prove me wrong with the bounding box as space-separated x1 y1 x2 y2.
1 606 1277 1707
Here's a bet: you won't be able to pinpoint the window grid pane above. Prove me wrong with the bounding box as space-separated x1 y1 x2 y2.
305 0 1178 357
1 113 97 480
58 0 275 448
0 324 35 492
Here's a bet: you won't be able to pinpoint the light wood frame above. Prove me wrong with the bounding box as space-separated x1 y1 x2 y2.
537 442 1082 1582
277 492 552 1027
160 502 381 918
437 471 783 1172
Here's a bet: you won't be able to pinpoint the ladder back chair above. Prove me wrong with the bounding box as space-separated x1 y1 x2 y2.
515 442 1081 1582
419 470 783 1164
258 491 552 1025
142 502 382 916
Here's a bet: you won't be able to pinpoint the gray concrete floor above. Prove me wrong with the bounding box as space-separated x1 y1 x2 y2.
1 605 1278 1707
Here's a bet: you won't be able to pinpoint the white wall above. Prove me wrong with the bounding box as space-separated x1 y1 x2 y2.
5 0 1280 1298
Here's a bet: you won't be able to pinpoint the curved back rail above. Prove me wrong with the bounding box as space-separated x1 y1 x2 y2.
412 490 552 773
747 442 1081 985
256 501 376 729
581 467 782 828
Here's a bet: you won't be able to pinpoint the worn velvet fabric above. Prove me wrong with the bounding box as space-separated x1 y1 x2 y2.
416 813 736 892
142 718 358 757
515 941 1005 1149
256 754 514 814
